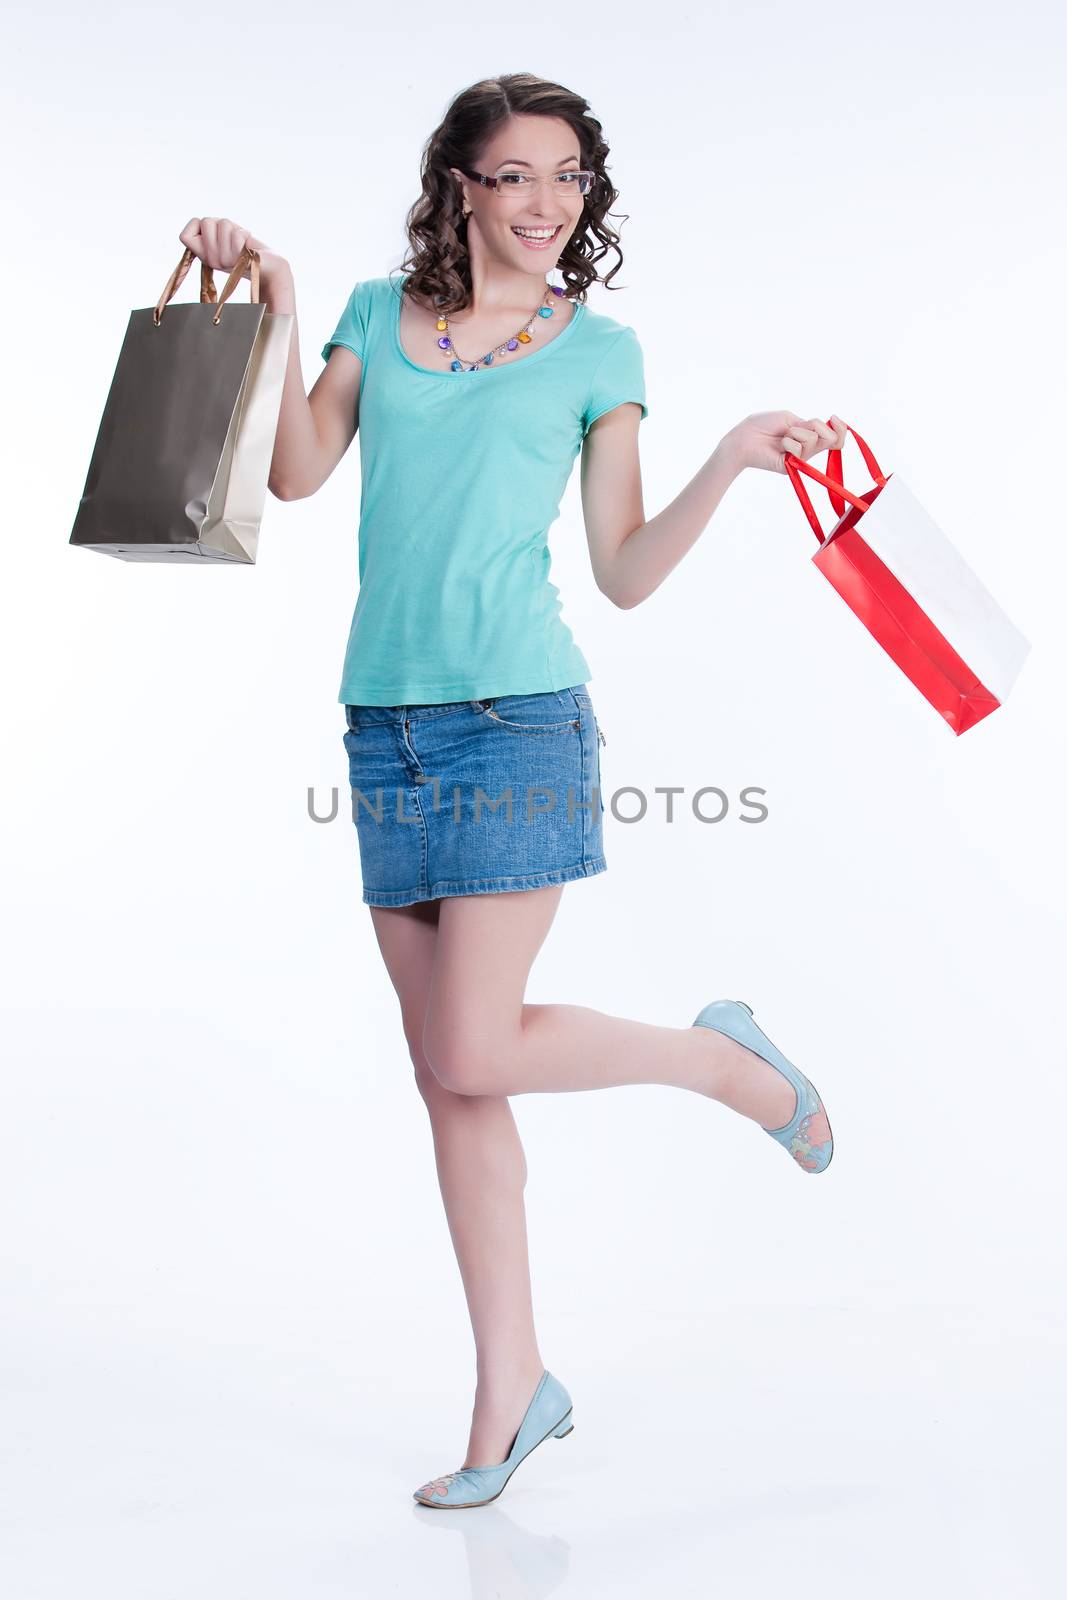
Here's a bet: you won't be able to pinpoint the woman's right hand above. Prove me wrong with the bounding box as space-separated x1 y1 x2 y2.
178 216 290 284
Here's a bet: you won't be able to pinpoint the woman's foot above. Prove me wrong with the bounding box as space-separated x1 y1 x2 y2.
413 1370 574 1507
462 1359 547 1469
692 1000 834 1173
692 1024 798 1129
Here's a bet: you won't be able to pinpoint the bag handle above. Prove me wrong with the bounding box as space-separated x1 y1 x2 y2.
784 420 888 546
153 243 261 327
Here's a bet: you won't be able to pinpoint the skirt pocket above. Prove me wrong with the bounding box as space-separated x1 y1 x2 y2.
477 690 581 734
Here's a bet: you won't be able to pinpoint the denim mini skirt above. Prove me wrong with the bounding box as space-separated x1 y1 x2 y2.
341 684 606 907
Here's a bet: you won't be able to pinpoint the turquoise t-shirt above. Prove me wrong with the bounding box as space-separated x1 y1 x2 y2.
321 272 648 706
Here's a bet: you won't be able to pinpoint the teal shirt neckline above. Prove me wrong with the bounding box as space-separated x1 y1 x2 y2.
390 272 589 378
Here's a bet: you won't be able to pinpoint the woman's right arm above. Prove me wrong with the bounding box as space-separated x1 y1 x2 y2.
175 218 361 503
262 262 363 502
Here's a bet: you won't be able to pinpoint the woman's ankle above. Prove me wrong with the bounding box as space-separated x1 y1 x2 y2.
474 1352 545 1396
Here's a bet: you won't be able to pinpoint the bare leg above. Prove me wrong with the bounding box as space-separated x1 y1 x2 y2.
368 900 546 1470
371 881 802 1472
423 886 798 1129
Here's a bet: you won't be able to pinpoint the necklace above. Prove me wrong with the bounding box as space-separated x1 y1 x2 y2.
433 282 568 371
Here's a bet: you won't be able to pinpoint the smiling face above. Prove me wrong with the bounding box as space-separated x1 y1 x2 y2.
450 114 587 283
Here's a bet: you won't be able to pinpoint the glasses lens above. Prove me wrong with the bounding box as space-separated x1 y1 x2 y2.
554 171 592 196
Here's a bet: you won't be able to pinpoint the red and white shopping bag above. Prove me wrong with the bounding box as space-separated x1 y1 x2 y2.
784 421 1031 735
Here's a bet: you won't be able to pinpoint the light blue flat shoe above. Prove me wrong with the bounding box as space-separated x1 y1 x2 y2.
692 999 834 1173
413 1369 574 1509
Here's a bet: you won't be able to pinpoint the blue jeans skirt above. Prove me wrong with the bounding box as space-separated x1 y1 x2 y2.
341 685 606 907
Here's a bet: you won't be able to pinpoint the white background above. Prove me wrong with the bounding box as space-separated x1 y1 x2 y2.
3 1 1065 1595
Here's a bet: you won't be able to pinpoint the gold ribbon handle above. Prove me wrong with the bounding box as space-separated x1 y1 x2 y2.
210 244 260 325
153 243 261 327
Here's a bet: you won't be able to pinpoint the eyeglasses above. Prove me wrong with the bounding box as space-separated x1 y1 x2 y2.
458 167 595 199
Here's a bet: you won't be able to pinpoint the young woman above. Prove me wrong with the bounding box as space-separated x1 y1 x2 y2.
180 72 843 1511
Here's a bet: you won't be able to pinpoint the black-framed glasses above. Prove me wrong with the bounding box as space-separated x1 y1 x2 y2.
458 167 595 198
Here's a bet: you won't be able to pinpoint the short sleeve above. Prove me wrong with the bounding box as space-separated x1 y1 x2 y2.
321 280 371 364
581 325 648 435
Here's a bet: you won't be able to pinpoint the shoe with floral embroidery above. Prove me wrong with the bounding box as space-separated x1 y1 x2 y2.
412 1370 574 1508
692 999 834 1173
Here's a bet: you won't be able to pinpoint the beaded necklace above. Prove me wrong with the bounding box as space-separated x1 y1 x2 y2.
433 282 568 372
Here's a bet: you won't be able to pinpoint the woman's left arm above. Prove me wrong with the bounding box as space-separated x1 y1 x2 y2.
580 407 845 610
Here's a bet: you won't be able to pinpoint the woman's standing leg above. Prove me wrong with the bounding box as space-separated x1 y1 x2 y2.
368 900 546 1470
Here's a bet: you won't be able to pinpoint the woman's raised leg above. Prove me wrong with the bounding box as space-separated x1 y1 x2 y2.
423 886 799 1130
368 899 547 1471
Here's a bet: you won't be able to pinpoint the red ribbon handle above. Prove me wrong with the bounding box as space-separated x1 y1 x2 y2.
784 420 888 546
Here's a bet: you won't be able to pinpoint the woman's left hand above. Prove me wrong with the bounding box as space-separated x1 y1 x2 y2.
724 411 847 475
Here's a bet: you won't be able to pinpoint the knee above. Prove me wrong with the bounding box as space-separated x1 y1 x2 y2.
406 1026 486 1098
401 1040 451 1109
400 1019 439 1102
421 1015 499 1096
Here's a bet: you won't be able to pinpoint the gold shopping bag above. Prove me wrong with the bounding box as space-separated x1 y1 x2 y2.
70 244 292 563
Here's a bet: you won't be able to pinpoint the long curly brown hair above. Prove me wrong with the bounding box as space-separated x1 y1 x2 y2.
391 73 632 315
